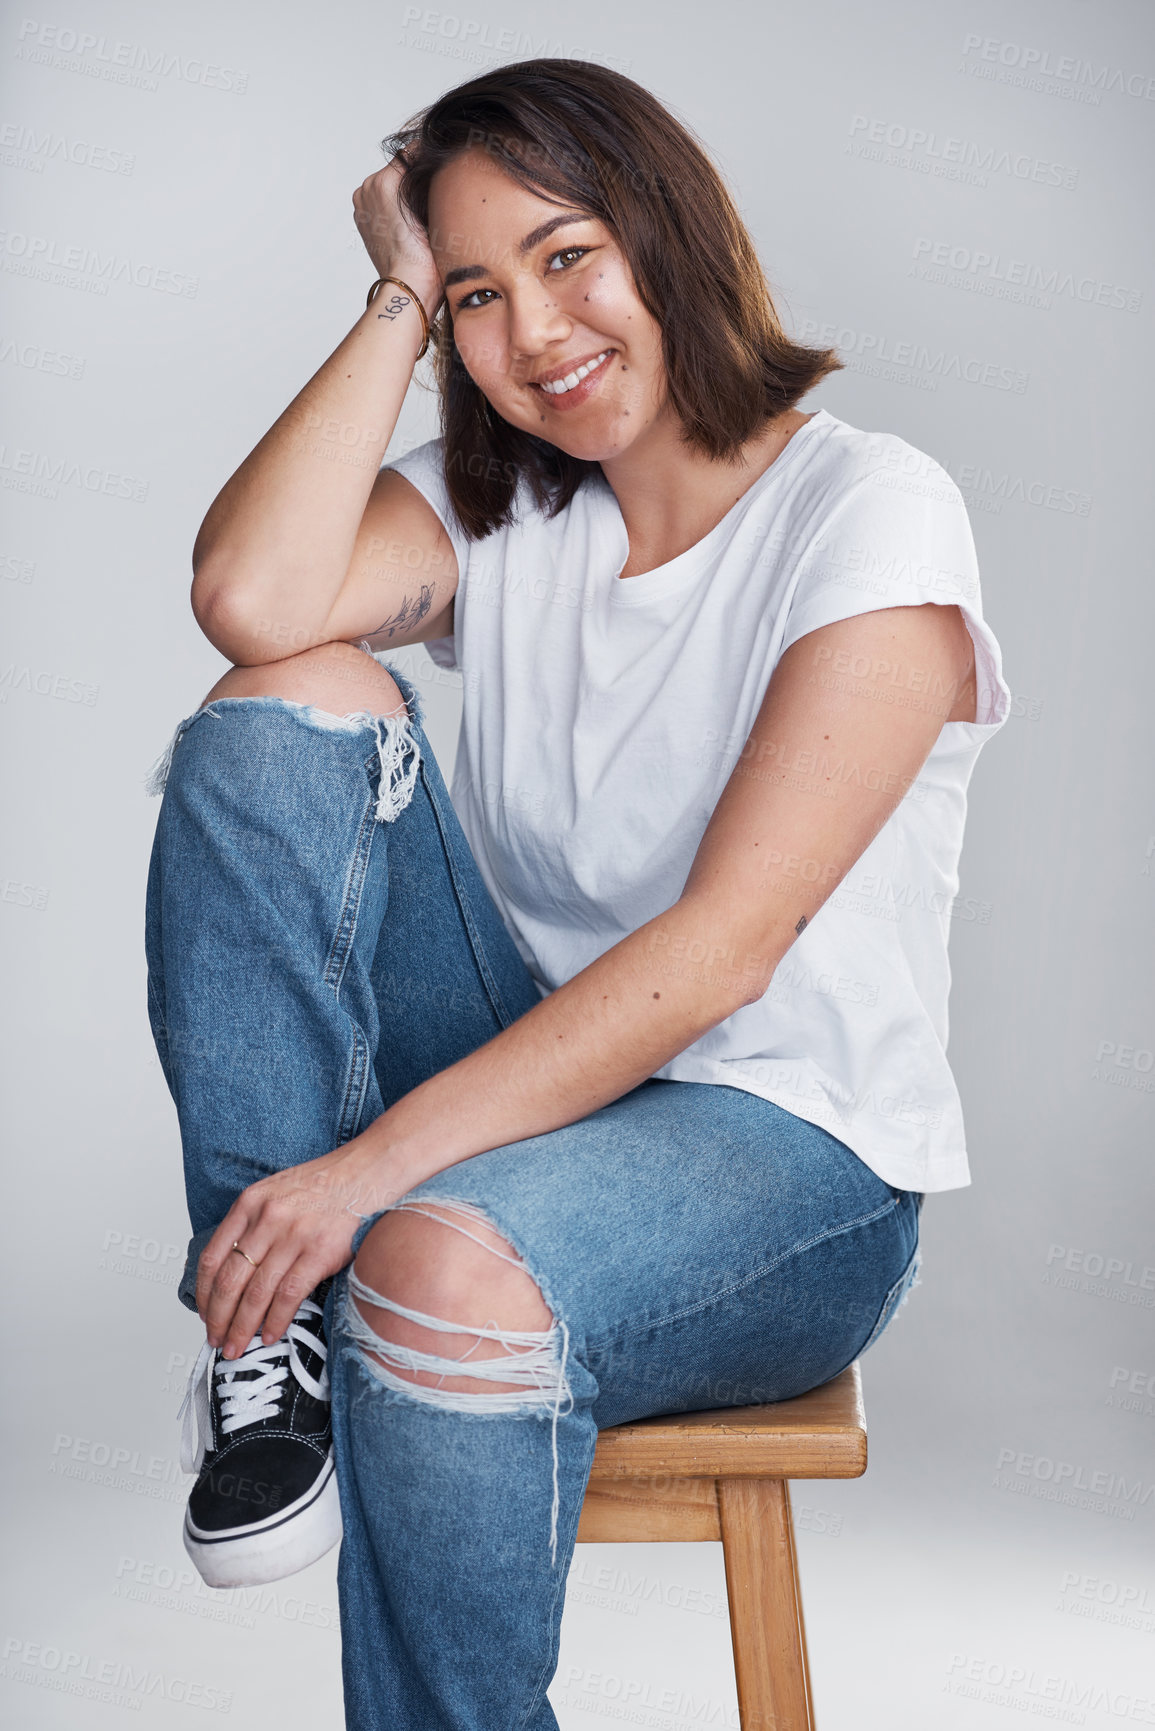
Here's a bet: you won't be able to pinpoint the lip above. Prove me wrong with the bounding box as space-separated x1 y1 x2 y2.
529 348 615 409
529 346 612 387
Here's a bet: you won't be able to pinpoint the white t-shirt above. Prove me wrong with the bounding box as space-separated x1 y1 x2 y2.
382 407 1012 1193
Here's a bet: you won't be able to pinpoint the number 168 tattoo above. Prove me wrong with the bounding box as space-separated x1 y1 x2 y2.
376 292 411 322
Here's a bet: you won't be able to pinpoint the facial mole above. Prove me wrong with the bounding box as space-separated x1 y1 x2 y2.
652 992 660 1000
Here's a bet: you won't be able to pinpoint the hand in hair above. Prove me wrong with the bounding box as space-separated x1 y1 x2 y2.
352 156 442 317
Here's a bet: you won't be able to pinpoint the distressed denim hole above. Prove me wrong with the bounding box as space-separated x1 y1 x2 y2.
343 1198 573 1562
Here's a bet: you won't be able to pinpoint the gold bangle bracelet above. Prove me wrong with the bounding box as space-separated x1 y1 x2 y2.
366 275 432 359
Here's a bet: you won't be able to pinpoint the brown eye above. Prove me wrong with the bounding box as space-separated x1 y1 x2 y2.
456 287 499 311
546 247 591 272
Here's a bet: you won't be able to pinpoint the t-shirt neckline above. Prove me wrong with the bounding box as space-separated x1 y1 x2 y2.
600 407 835 605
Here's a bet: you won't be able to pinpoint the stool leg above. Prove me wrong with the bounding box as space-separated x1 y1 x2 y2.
717 1477 814 1731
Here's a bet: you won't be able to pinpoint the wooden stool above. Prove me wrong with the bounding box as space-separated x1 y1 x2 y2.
574 1361 867 1731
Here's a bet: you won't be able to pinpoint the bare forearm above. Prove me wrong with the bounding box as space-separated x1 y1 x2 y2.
191 289 431 662
348 897 790 1204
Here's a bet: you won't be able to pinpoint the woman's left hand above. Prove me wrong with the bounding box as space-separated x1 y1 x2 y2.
195 1142 398 1358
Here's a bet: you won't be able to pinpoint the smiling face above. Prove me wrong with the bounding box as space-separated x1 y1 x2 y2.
426 149 669 464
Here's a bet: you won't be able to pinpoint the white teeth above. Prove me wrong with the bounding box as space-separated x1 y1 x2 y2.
539 351 610 395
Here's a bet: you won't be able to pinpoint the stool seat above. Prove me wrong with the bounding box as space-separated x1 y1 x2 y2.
575 1361 867 1729
588 1361 867 1478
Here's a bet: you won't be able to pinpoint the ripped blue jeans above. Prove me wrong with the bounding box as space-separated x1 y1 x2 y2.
144 665 922 1731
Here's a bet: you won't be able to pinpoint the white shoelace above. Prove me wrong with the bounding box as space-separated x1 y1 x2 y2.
177 1296 330 1475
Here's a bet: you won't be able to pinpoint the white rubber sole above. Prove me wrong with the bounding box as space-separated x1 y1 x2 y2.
183 1454 342 1588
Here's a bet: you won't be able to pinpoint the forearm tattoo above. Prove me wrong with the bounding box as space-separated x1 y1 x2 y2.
369 585 434 639
376 291 412 324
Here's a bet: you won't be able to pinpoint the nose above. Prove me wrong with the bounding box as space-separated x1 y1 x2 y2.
506 276 573 374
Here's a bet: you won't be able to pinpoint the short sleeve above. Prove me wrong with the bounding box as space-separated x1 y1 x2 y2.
380 437 468 672
779 464 1012 732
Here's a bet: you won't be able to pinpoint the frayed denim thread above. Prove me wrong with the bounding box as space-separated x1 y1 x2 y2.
343 1199 574 1567
144 692 422 823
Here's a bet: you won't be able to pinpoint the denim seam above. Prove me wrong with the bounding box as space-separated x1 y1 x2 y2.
604 1195 903 1351
145 969 176 1105
336 1028 372 1149
320 767 384 1144
378 654 523 1023
321 757 382 995
416 754 519 1029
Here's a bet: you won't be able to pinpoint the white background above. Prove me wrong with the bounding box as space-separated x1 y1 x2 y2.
2 1 1153 1726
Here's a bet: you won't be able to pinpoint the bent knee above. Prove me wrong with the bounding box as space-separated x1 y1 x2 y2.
348 1202 554 1396
354 1204 552 1335
202 640 405 720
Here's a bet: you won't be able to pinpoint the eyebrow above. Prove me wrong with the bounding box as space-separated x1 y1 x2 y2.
442 212 593 289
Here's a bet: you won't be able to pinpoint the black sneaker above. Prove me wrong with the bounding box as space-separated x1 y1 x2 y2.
176 1276 341 1587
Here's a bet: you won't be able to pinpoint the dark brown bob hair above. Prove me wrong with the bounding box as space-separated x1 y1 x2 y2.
386 59 843 540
